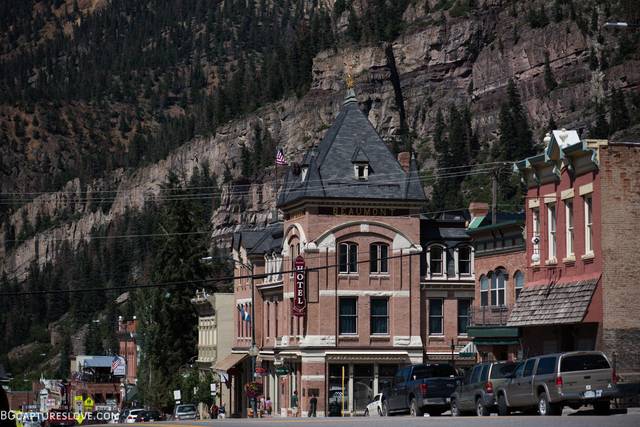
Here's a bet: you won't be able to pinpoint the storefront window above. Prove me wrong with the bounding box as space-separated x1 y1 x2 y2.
328 364 349 417
353 365 373 413
378 364 398 393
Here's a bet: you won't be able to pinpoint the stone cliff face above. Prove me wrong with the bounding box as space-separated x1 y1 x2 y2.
2 0 639 280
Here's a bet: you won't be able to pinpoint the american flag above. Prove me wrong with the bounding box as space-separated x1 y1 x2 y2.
111 356 124 373
276 148 287 165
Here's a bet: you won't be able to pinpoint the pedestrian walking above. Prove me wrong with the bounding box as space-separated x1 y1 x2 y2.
291 390 299 416
308 394 317 417
265 397 273 416
218 404 226 420
209 402 218 419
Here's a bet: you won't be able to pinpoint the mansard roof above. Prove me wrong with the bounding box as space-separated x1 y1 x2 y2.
233 222 283 256
277 89 426 208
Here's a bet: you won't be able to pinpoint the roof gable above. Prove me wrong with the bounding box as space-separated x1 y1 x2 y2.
278 90 426 207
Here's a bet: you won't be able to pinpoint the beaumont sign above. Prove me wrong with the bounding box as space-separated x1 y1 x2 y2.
292 255 306 317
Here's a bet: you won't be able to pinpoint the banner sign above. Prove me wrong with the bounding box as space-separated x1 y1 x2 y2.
292 255 306 317
111 356 126 377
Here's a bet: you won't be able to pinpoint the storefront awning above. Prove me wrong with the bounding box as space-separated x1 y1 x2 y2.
467 326 520 338
507 279 598 327
213 353 247 372
474 339 520 346
459 341 477 358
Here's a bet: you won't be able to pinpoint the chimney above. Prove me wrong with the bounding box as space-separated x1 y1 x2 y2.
398 152 411 173
468 202 489 219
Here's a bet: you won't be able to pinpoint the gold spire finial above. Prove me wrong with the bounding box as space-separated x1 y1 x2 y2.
343 60 356 89
346 72 355 89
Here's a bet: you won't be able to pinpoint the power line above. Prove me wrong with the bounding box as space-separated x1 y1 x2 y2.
0 250 424 298
0 167 500 206
0 161 513 197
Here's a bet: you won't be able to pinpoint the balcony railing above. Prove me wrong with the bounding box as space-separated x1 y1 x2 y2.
470 305 513 326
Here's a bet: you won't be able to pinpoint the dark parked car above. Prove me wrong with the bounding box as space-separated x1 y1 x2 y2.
450 361 520 416
134 410 164 423
382 364 459 416
495 351 620 416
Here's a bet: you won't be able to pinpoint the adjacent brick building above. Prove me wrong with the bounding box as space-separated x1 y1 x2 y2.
466 203 526 362
512 132 640 382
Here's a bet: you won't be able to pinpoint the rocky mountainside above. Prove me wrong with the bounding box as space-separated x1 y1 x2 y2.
1 0 640 279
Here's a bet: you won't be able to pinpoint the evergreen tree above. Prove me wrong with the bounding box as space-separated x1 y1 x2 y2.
590 102 609 138
491 80 536 208
85 321 103 355
240 144 253 178
57 330 72 378
544 52 557 91
136 171 211 408
609 88 630 134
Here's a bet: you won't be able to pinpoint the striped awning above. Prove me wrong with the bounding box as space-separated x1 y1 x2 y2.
459 341 477 358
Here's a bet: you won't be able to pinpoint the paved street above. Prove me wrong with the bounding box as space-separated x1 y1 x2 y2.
98 410 640 427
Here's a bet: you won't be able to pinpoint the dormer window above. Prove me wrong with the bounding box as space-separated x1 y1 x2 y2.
354 164 369 180
351 144 370 181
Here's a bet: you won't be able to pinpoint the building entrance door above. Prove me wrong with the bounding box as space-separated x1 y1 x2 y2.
327 364 348 416
353 364 373 414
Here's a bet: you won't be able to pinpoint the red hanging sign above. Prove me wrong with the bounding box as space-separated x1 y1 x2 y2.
292 255 306 317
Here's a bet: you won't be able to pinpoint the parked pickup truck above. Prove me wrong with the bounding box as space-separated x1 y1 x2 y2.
382 364 460 416
495 351 620 416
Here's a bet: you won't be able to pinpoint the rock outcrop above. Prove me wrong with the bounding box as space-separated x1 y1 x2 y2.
2 1 639 280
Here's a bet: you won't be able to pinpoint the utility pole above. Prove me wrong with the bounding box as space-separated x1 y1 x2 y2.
491 169 497 225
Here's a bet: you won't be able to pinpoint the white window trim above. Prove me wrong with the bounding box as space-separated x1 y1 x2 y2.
490 272 506 307
370 243 390 275
584 195 594 257
532 208 541 266
427 244 447 279
454 245 474 279
428 298 444 336
480 275 489 307
546 203 557 264
514 271 525 300
564 199 575 261
353 164 369 180
339 242 358 274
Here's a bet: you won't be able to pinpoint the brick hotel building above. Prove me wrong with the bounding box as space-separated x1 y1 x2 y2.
215 93 640 417
216 87 480 417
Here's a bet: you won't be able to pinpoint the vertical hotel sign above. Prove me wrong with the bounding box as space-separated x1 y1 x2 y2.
292 255 306 317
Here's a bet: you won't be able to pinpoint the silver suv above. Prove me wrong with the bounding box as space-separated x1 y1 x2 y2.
495 351 620 416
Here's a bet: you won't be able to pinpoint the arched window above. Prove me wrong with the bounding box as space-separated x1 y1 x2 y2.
339 242 358 273
480 275 489 306
458 245 472 276
491 269 506 306
428 245 446 277
370 242 389 274
515 271 525 300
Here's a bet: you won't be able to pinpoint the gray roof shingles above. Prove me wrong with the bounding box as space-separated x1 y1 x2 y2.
507 279 599 326
277 90 426 207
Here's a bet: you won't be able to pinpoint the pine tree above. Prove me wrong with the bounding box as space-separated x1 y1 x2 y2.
491 80 536 207
241 144 253 178
609 88 630 134
590 102 609 138
136 171 212 408
544 52 557 91
57 329 72 378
